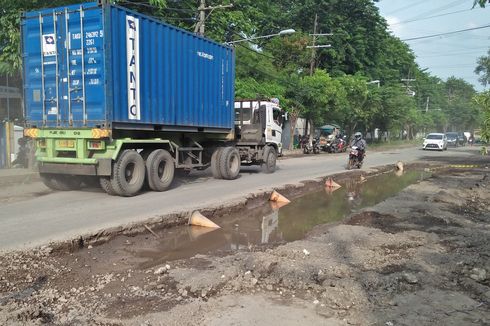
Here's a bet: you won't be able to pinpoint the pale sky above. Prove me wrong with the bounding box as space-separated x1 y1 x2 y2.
375 0 489 91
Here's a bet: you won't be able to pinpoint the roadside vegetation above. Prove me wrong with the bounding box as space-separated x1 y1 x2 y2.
0 0 488 145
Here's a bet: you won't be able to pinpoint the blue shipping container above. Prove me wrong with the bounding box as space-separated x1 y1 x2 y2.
22 2 235 132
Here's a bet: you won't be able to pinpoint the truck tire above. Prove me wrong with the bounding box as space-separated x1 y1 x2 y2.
81 176 100 188
219 147 241 180
40 173 62 190
146 149 175 191
211 147 223 179
100 177 118 196
261 146 277 174
110 150 145 197
40 173 81 191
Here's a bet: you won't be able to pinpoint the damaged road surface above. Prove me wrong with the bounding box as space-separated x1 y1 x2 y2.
1 154 489 325
0 147 476 250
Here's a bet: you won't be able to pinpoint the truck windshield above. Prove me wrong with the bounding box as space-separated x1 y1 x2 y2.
273 108 282 126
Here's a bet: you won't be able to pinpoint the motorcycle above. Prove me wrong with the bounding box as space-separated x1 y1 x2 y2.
347 146 364 169
302 136 321 154
336 138 347 152
325 137 347 153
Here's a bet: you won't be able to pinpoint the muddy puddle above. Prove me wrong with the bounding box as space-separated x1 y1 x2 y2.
108 170 431 270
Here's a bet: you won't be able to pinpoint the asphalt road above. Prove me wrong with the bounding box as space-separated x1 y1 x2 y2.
0 146 475 251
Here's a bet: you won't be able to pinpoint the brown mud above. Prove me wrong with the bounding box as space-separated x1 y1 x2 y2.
0 157 489 325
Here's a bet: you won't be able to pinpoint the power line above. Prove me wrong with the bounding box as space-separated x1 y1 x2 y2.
402 24 490 41
406 0 464 21
418 50 488 58
390 9 471 26
117 0 195 12
429 64 476 68
386 0 426 15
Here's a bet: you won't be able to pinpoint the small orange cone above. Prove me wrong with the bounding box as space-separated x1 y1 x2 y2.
188 211 221 228
270 190 291 203
187 226 218 240
270 200 289 210
325 177 341 189
324 186 341 194
396 161 404 172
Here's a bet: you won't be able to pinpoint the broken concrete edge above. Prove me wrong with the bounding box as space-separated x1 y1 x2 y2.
0 162 449 256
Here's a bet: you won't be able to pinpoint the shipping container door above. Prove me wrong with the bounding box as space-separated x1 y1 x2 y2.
23 3 105 128
23 10 63 127
64 5 106 127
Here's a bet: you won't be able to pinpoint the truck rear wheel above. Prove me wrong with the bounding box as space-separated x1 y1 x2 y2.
219 147 241 180
262 146 277 174
211 147 223 179
146 149 175 191
100 177 118 196
110 150 145 197
40 173 82 191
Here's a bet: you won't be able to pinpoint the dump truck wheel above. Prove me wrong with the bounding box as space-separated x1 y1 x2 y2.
40 173 81 191
40 173 63 190
110 150 145 197
261 146 277 174
55 175 82 190
219 147 241 180
81 176 100 188
146 149 175 191
211 147 223 179
100 177 118 196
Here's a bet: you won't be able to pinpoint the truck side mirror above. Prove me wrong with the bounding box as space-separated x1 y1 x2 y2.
282 112 288 120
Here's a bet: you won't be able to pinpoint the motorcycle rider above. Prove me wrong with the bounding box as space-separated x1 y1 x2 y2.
350 132 367 162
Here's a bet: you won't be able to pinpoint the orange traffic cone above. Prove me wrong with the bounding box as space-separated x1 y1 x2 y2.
270 200 289 210
188 211 221 228
325 177 341 189
270 190 290 203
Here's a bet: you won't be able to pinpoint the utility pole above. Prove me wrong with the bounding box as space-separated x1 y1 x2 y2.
6 75 10 121
401 78 416 96
309 14 318 76
194 0 233 36
425 96 430 112
197 0 206 35
307 15 332 75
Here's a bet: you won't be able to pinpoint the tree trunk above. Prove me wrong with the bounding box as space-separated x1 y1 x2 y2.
288 109 300 150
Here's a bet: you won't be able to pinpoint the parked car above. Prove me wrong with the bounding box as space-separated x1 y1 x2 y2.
457 132 466 146
445 132 459 147
423 133 447 151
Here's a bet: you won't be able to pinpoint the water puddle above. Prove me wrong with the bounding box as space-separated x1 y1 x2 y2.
131 170 430 268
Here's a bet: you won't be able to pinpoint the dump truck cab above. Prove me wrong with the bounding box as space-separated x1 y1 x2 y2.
234 99 285 155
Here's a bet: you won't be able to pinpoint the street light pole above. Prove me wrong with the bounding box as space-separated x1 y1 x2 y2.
367 80 380 88
225 29 295 45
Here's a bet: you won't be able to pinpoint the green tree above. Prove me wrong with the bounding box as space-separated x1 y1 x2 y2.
473 91 490 144
334 74 372 135
445 77 479 131
475 49 490 87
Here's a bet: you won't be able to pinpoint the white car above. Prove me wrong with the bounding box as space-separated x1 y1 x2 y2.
423 133 448 151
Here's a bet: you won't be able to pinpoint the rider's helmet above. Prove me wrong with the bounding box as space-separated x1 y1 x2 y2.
354 132 362 139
